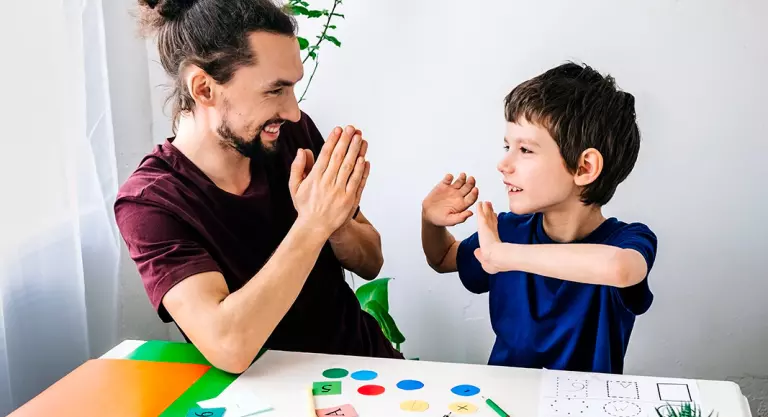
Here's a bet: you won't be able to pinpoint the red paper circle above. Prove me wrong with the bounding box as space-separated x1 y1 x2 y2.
358 384 386 396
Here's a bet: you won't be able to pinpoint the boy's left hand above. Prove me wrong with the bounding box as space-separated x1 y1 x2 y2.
474 201 502 274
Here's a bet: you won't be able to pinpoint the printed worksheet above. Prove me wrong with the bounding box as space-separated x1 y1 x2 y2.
539 369 701 417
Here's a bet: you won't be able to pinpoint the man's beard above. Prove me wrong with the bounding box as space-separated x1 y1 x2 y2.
217 115 284 162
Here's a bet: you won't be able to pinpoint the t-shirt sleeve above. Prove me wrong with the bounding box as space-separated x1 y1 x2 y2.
456 232 491 294
611 223 658 315
115 199 222 322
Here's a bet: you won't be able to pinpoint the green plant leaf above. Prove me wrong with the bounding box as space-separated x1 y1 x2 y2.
299 0 309 5
297 37 309 50
355 278 405 346
306 10 324 18
332 13 345 18
323 35 341 47
364 300 405 344
329 25 337 29
288 5 310 15
355 277 392 311
308 51 317 60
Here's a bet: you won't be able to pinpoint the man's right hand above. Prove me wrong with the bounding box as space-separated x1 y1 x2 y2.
289 125 369 237
422 173 479 227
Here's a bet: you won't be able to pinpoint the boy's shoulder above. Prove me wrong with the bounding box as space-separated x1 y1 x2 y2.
599 217 657 246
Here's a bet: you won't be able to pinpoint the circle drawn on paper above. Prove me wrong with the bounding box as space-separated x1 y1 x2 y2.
322 368 349 379
397 380 425 391
350 370 378 381
450 384 480 396
448 402 479 414
603 401 642 417
399 400 429 412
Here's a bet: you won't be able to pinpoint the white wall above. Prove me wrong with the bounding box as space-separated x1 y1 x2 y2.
143 0 768 414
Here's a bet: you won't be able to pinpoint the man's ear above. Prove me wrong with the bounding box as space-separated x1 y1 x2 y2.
573 148 603 186
185 66 217 108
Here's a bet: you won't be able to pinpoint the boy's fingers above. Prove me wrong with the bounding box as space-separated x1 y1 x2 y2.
464 187 479 206
441 173 454 185
451 173 467 189
460 176 476 194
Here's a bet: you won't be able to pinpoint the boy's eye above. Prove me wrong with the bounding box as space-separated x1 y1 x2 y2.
520 146 532 154
503 145 510 151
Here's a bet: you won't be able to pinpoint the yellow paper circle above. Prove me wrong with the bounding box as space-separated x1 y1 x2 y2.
449 401 479 414
400 400 430 412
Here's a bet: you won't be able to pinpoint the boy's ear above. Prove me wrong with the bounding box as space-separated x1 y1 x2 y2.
573 148 603 186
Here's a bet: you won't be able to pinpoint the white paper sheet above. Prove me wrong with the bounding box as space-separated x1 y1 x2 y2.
197 387 273 417
539 369 702 417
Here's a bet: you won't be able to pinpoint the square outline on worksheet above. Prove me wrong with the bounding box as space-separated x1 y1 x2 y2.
657 383 692 402
607 380 639 399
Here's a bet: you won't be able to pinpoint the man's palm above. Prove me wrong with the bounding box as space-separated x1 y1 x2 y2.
422 173 479 226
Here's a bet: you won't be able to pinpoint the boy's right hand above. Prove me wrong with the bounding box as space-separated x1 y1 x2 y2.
422 173 479 227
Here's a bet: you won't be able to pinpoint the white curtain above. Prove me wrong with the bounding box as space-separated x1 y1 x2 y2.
0 0 119 414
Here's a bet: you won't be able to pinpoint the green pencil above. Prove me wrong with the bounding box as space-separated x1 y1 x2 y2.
482 396 510 417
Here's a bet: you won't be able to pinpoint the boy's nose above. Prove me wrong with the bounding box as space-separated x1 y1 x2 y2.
497 155 515 174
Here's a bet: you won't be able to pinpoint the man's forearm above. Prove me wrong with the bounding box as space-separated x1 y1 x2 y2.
487 243 647 288
329 219 383 280
216 219 329 371
421 215 458 273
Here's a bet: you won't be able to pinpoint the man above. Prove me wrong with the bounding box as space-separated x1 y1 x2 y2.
115 0 402 374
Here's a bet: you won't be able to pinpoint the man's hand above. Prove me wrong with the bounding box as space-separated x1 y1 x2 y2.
473 201 503 274
422 173 479 227
289 126 370 237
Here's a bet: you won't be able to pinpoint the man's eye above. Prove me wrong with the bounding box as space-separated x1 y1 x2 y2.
268 89 282 95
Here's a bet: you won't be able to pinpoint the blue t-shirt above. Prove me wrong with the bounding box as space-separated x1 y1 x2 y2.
456 212 657 374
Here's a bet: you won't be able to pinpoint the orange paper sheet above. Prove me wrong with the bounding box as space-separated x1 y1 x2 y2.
10 358 210 417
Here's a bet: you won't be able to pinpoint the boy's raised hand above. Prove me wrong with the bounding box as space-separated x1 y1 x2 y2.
474 201 503 274
422 173 479 227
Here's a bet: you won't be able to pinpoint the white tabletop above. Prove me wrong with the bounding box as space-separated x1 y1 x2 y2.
103 340 752 417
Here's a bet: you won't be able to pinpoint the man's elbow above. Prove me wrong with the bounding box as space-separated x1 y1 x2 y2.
427 258 449 274
364 253 384 280
204 335 260 374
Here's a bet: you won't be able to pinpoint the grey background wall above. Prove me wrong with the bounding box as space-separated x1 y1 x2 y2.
104 0 768 415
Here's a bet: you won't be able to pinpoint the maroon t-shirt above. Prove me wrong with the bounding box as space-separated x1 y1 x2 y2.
114 112 402 359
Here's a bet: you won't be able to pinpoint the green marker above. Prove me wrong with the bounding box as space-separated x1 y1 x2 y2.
482 396 510 417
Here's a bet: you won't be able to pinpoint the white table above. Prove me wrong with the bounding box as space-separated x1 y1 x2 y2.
103 340 752 417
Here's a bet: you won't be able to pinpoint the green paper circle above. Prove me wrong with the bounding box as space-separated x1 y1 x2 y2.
322 368 349 379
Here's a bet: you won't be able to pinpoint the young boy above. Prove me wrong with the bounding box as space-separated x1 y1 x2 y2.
421 62 657 374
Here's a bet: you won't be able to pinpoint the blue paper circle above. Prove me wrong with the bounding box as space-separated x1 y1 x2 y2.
397 379 425 391
451 384 481 396
350 370 378 381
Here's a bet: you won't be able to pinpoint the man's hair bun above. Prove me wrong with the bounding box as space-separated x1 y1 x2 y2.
138 0 197 26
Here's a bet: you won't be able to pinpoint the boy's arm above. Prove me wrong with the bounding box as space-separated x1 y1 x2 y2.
420 172 479 273
474 201 655 289
483 243 648 288
421 214 460 273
